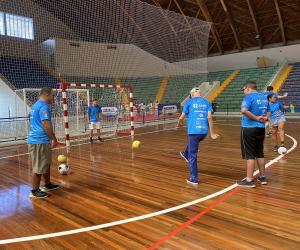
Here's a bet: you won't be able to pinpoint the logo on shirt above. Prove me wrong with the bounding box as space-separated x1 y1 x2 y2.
44 111 49 118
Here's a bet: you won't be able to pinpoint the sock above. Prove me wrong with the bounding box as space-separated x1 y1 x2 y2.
246 177 252 182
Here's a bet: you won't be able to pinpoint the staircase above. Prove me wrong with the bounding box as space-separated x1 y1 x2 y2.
279 62 300 112
155 77 169 103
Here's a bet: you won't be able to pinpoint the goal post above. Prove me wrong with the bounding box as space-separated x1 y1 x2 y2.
61 82 134 147
13 88 90 141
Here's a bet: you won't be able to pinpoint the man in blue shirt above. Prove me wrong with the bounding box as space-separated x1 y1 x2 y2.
28 88 59 198
178 88 219 185
238 81 269 188
87 99 103 143
267 93 289 151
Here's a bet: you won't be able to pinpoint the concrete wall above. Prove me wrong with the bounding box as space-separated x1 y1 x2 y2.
0 0 79 66
54 38 207 78
0 78 26 118
207 44 300 71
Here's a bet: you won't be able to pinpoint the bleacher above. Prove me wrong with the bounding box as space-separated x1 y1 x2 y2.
215 66 279 112
280 62 300 112
0 56 57 89
162 71 232 103
122 77 161 104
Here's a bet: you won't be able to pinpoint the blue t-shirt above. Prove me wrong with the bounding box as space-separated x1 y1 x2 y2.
269 101 284 121
262 91 278 99
27 100 52 144
241 92 269 128
88 105 102 122
183 96 212 135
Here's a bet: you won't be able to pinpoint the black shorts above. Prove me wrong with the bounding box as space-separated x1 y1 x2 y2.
241 127 265 160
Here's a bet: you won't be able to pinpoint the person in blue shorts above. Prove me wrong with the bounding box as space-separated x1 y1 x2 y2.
28 87 60 199
263 86 288 136
238 81 269 188
267 93 289 152
87 99 103 143
177 88 219 185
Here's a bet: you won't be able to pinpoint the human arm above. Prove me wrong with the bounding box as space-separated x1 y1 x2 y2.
208 111 219 139
42 120 58 148
177 112 185 128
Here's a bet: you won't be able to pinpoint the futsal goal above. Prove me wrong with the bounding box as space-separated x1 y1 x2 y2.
62 82 134 147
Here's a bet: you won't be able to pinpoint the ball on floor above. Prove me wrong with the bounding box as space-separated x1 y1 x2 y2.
132 140 141 149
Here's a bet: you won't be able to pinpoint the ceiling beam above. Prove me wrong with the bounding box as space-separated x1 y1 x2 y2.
219 0 242 51
273 0 286 45
246 0 263 49
196 0 223 54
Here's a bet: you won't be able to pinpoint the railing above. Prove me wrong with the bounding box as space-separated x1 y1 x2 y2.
268 58 288 89
0 108 180 144
213 103 300 116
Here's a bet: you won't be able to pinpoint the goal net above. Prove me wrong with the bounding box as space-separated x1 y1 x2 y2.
62 83 134 146
0 0 210 144
13 88 90 142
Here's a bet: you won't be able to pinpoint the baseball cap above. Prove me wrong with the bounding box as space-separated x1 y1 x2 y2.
190 87 201 94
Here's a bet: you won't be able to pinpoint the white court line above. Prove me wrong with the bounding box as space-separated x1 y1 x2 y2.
0 130 297 244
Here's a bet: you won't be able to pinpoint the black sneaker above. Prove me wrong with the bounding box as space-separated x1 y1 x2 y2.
237 179 256 188
90 137 93 143
41 183 60 192
186 178 198 185
180 151 188 162
257 176 268 185
273 145 279 152
30 188 48 198
98 137 104 142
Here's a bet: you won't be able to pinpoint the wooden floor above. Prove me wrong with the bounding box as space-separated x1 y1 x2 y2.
0 118 300 250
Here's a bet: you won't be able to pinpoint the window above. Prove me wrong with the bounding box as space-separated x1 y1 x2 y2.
0 12 4 35
0 13 34 40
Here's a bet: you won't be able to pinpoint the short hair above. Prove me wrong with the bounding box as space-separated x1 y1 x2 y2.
267 93 275 100
40 87 52 96
92 99 98 101
243 81 257 90
267 86 274 91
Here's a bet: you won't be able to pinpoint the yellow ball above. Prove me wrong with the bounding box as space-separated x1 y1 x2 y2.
57 154 67 163
132 140 141 149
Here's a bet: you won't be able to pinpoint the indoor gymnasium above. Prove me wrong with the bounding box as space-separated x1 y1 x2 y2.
0 0 300 249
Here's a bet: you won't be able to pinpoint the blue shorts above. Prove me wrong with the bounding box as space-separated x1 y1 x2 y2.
270 116 285 127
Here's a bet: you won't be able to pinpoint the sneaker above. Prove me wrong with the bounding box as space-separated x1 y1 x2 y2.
186 178 198 185
180 151 188 162
90 137 93 143
257 176 268 185
41 183 60 192
30 188 48 198
273 145 278 152
98 137 104 142
237 179 256 188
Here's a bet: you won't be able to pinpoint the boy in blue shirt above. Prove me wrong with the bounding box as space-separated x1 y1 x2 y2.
267 93 289 151
262 86 287 136
178 88 219 185
238 81 269 188
87 99 103 143
28 87 60 198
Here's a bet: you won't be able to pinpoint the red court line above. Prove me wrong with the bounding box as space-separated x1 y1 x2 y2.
147 187 241 250
236 192 300 210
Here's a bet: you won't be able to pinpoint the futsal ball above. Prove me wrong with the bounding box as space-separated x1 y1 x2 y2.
132 140 141 149
58 164 69 175
278 146 287 155
57 154 67 163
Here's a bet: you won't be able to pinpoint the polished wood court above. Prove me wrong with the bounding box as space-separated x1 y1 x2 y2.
0 119 299 249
